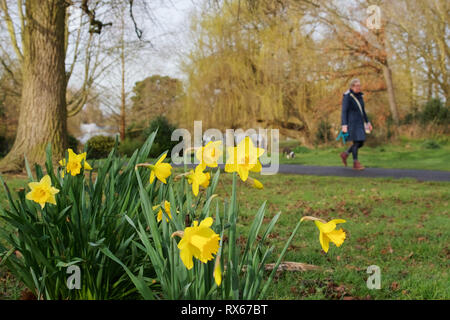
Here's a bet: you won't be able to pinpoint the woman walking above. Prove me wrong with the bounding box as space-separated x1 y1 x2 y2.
340 79 373 170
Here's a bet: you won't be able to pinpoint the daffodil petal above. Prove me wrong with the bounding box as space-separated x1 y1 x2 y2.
314 220 336 234
320 231 330 253
330 219 346 225
199 217 214 228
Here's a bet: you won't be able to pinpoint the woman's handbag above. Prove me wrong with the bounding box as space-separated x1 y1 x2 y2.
349 93 371 134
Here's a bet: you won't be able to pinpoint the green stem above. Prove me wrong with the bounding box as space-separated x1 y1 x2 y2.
258 219 303 299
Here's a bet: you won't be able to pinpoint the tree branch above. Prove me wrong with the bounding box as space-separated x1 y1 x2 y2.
0 0 24 64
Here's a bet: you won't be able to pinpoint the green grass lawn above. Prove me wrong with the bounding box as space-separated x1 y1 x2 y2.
87 137 450 172
214 173 449 299
1 170 449 300
276 138 450 171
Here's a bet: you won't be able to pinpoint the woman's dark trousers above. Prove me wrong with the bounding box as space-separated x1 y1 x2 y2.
346 140 364 161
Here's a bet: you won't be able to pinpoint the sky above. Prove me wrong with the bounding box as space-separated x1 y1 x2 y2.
62 0 199 119
123 0 198 83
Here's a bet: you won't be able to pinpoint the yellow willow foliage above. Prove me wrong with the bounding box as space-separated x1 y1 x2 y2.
180 0 329 137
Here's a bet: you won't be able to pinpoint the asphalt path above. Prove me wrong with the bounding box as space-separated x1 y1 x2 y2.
172 163 450 182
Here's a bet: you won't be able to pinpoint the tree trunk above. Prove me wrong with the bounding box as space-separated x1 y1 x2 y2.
0 0 67 173
382 62 399 125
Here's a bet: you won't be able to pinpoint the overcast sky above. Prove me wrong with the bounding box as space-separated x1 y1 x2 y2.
128 0 198 81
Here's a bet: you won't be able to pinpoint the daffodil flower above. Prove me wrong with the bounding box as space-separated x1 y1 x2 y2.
301 216 346 253
196 141 223 169
59 149 92 177
187 165 210 196
225 137 265 181
172 217 220 270
25 175 59 209
148 153 172 184
152 200 173 222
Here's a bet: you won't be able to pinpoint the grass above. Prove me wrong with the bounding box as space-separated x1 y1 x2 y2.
276 137 450 171
89 137 450 172
1 170 449 300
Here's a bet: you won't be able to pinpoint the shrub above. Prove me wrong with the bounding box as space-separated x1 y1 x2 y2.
315 120 333 144
86 135 116 159
67 134 79 152
422 139 441 150
119 138 144 157
143 116 178 158
421 99 449 125
403 99 449 126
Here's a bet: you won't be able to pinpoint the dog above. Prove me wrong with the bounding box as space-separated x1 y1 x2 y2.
282 147 295 159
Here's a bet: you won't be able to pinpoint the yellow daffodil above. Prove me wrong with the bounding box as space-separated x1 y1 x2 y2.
187 165 210 196
196 141 223 169
301 216 346 253
59 149 92 177
225 137 265 181
25 175 59 209
149 153 172 184
172 217 220 270
153 200 173 223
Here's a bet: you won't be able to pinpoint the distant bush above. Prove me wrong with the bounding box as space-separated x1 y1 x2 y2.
119 138 144 157
421 99 448 125
143 116 178 158
402 99 449 126
67 134 79 152
86 135 116 159
422 139 441 150
315 120 333 144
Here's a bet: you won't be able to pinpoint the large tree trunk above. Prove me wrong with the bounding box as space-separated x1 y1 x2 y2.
382 62 400 125
0 0 67 173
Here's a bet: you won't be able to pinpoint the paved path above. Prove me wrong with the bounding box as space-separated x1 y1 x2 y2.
172 163 450 182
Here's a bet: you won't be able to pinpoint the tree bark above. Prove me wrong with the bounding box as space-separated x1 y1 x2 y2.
382 62 399 124
0 0 67 173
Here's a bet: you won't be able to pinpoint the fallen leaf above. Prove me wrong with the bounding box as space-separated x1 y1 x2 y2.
391 282 400 290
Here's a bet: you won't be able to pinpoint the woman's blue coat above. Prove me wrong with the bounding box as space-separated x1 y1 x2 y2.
341 89 369 142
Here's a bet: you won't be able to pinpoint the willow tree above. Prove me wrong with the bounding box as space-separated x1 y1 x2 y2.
182 0 330 142
0 0 145 172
